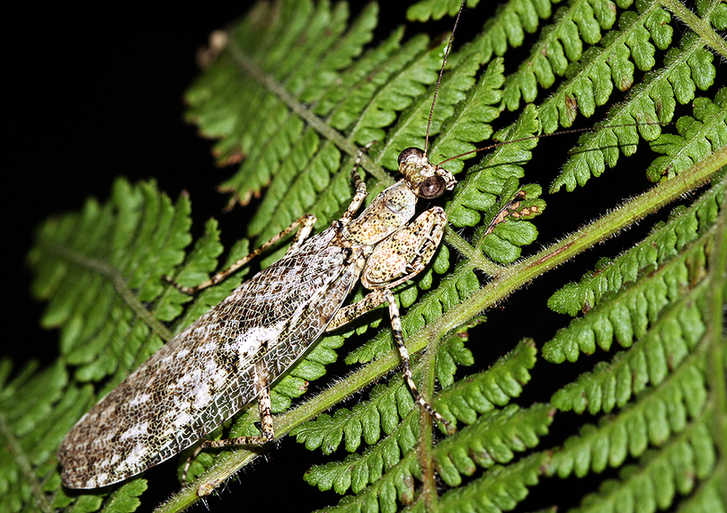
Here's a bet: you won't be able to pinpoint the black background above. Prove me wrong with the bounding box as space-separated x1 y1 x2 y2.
2 2 711 512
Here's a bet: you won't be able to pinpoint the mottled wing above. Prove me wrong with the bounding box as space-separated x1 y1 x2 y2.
58 228 360 488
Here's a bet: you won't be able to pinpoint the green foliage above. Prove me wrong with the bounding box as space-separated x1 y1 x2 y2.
550 0 724 191
7 1 727 513
407 0 481 22
647 86 727 181
547 180 725 316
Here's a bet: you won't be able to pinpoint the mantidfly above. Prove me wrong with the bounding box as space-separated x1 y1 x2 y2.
57 3 469 491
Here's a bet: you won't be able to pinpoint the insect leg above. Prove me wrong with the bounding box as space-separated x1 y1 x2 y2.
327 287 454 433
182 362 274 481
326 288 388 331
385 290 455 434
340 143 373 222
173 214 317 294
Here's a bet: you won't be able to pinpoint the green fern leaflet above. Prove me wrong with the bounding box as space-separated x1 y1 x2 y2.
3 1 727 513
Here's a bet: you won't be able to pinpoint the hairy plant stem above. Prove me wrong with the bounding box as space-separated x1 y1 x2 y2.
0 415 53 513
156 142 727 512
706 173 727 497
444 227 503 276
659 0 727 60
416 342 439 512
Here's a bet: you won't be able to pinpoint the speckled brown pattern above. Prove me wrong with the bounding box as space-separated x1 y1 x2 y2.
58 147 456 489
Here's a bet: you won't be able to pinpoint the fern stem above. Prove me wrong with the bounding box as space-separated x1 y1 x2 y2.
158 146 727 512
658 0 727 60
226 35 389 183
0 414 53 513
706 174 727 486
416 344 439 512
444 227 503 276
41 243 174 342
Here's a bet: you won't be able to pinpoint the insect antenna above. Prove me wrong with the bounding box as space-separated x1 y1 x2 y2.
436 121 669 167
423 0 465 158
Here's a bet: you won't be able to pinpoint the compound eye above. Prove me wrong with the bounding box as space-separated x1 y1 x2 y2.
397 147 424 166
418 175 446 198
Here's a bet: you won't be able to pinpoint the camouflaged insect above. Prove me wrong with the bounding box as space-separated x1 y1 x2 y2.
58 0 470 489
57 147 457 489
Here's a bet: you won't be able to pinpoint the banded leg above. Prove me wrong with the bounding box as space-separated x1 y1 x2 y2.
385 290 455 434
173 214 316 294
183 361 274 480
327 286 454 433
341 143 374 222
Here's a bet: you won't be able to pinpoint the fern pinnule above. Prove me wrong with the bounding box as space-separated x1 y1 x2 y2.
647 87 727 181
551 288 707 413
558 421 715 513
550 350 708 477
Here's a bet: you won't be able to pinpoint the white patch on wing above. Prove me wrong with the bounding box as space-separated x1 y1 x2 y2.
173 411 193 428
235 322 285 361
176 368 202 387
121 443 147 471
129 393 151 406
193 383 212 409
206 360 228 388
119 422 149 441
194 323 218 337
198 342 216 353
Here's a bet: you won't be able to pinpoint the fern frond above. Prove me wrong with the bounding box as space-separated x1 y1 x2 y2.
550 287 706 413
428 453 548 513
550 348 708 477
427 57 504 174
433 403 554 486
293 338 535 455
557 421 715 513
543 181 723 362
471 0 560 60
187 1 378 205
674 464 726 513
547 179 725 316
435 339 537 425
303 412 419 494
447 104 540 227
407 0 481 22
305 403 552 499
29 180 193 384
0 361 118 513
502 0 625 111
549 0 724 192
534 0 672 131
292 376 415 454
